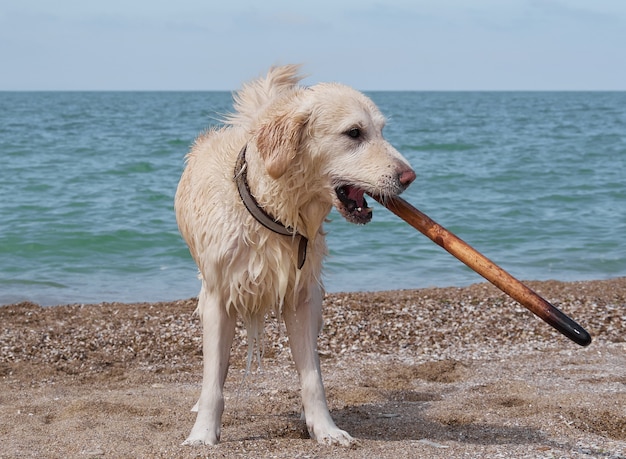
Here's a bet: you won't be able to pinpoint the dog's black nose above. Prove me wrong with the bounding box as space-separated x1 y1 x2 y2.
399 169 416 188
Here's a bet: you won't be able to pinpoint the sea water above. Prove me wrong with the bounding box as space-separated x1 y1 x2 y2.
1 91 624 306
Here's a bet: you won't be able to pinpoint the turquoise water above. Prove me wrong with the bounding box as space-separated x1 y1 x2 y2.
1 91 625 306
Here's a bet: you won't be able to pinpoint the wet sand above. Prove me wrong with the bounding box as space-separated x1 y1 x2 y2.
1 278 625 458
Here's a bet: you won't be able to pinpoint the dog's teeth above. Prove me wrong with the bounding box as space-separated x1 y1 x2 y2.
356 207 362 212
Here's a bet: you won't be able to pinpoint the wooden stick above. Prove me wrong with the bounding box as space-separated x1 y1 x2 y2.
370 194 592 347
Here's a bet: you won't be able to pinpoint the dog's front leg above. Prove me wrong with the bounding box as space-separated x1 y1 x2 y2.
283 284 355 446
183 289 236 446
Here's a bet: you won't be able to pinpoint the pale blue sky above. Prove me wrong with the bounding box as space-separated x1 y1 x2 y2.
1 0 625 90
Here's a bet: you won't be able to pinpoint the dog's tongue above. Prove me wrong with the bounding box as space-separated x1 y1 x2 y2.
347 186 365 208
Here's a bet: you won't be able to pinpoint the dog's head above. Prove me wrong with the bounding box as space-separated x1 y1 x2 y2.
256 82 415 225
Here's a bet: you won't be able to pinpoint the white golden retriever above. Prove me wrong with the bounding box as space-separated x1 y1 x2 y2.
175 65 415 446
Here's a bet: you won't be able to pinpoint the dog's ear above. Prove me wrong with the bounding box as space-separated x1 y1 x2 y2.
256 108 309 179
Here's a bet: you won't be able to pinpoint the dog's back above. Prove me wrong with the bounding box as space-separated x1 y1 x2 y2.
226 64 303 132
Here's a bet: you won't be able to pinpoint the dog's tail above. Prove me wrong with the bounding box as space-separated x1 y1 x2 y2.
224 64 305 129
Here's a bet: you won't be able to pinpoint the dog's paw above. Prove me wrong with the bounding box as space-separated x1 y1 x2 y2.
313 427 357 447
181 427 220 446
181 436 219 447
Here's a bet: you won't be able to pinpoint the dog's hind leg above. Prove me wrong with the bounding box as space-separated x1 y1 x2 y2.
283 284 356 446
183 287 236 446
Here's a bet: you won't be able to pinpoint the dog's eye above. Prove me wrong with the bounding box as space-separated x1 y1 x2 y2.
346 128 361 139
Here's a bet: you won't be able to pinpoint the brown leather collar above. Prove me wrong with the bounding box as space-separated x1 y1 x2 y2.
234 145 307 269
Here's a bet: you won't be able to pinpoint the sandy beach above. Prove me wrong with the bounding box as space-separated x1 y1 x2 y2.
1 278 625 458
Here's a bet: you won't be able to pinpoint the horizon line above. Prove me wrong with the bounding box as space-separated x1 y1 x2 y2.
2 88 626 93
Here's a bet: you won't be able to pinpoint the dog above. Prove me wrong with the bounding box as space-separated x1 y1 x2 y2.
175 65 415 446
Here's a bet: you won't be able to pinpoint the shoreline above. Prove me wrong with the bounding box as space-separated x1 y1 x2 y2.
3 274 623 310
2 277 625 458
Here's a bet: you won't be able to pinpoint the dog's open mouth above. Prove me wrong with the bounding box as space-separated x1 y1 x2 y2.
334 185 373 224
